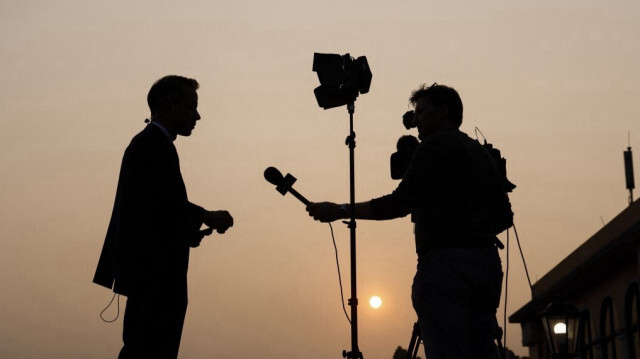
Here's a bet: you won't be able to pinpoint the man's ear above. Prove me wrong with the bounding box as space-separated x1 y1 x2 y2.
156 98 174 117
435 105 449 121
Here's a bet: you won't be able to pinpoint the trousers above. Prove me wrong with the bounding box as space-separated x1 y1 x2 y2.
118 281 188 359
411 246 503 359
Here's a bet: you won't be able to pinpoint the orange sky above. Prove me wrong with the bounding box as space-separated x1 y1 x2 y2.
2 1 640 358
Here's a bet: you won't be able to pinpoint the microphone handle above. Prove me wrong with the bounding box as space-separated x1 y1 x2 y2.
288 188 310 205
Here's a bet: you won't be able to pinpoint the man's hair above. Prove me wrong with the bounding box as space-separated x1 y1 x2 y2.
409 83 463 127
147 75 199 116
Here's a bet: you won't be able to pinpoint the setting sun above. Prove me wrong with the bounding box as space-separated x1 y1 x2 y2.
369 296 382 309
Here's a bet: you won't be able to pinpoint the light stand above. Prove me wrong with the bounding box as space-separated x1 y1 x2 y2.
342 102 363 359
312 51 371 359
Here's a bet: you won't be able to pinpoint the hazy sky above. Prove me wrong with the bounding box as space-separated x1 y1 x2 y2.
2 1 640 358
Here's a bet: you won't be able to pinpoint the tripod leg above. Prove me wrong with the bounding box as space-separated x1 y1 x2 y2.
495 323 506 359
405 322 421 359
411 338 422 359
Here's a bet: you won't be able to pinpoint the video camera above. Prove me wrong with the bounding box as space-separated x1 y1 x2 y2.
390 110 419 179
389 110 516 194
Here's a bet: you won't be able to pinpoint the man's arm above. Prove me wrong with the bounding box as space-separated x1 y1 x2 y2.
126 135 234 237
306 194 415 223
306 140 437 224
203 210 234 233
186 212 233 247
306 201 374 223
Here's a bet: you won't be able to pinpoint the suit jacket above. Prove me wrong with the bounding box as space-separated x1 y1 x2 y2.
93 124 205 296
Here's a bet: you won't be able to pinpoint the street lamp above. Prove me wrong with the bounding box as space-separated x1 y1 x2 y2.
540 302 581 359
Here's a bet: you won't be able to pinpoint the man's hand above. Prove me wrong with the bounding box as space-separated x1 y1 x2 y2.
203 210 234 234
306 202 345 223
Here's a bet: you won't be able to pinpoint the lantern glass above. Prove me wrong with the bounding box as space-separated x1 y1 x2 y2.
540 302 580 358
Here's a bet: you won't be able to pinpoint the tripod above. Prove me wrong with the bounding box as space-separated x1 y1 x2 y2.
403 321 506 359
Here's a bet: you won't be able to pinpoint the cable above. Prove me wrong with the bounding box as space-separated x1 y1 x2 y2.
329 222 351 324
100 292 120 323
500 223 536 356
513 223 535 298
503 228 509 359
474 127 487 143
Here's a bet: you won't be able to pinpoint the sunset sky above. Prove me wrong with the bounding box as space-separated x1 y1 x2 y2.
2 1 640 358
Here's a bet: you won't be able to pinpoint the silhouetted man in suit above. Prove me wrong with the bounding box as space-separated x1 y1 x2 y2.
94 75 234 358
307 84 505 359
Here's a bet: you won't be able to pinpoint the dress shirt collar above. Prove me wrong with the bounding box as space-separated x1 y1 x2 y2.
150 121 177 142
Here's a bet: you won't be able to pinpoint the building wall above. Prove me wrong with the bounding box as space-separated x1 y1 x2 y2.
524 250 639 359
573 261 638 359
575 259 637 333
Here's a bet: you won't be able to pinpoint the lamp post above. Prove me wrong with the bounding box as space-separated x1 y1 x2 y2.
540 302 580 359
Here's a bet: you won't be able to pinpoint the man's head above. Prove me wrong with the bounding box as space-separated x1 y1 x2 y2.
409 83 463 140
147 75 201 137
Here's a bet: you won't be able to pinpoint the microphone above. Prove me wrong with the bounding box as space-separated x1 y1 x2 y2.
264 167 311 205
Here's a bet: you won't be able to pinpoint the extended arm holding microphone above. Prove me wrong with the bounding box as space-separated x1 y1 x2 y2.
264 166 377 221
306 201 375 223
